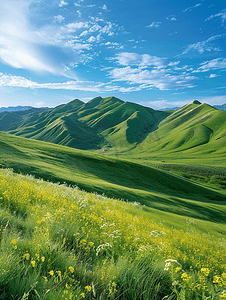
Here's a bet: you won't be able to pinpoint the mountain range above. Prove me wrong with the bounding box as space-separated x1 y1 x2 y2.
0 97 168 151
0 96 226 157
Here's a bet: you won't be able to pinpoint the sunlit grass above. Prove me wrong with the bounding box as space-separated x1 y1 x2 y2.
0 169 225 299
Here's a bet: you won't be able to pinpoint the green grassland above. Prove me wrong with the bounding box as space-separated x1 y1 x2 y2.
0 131 226 236
0 169 226 299
0 97 226 299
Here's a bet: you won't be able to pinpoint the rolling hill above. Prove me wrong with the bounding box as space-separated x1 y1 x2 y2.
0 131 225 227
3 96 169 151
2 97 226 159
125 100 226 159
0 107 49 131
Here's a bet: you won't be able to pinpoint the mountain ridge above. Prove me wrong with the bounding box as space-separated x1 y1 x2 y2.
2 96 169 151
1 96 226 156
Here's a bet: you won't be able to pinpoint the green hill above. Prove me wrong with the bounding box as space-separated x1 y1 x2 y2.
2 98 226 158
0 107 49 131
125 100 226 159
0 131 225 227
5 96 169 151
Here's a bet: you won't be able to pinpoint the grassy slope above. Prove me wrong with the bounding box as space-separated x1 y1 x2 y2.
0 132 226 237
125 101 226 158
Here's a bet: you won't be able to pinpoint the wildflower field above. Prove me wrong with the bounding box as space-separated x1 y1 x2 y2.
0 169 225 299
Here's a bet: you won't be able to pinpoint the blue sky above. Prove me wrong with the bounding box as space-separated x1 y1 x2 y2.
0 0 226 109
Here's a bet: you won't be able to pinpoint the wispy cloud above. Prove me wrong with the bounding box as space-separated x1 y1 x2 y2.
53 15 65 23
182 35 224 55
166 15 177 21
146 21 162 28
102 4 107 10
0 73 142 93
114 52 167 68
194 58 226 72
0 0 121 76
183 3 202 12
110 52 197 91
110 66 196 90
0 0 62 74
205 9 226 25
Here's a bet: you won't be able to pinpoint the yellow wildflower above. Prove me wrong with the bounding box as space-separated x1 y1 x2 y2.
41 256 45 262
23 253 30 260
201 268 210 277
31 260 36 267
69 266 74 273
85 285 92 292
80 293 85 298
49 270 54 276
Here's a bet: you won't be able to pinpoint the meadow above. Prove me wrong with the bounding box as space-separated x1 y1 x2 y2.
0 169 226 299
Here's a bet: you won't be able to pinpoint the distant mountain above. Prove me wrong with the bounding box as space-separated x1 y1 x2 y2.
0 107 50 131
214 103 226 111
2 96 169 151
0 105 34 112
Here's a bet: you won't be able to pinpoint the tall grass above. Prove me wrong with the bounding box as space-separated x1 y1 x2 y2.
0 169 225 299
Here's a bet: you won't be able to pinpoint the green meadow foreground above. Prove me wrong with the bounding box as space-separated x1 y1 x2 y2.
0 169 226 300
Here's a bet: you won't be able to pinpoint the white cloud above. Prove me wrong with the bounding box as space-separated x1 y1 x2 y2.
105 42 122 49
102 4 107 10
63 22 89 32
146 21 162 28
110 66 196 90
166 15 177 21
88 35 101 43
183 3 201 12
205 9 226 25
110 52 196 90
89 24 102 32
209 74 218 78
54 15 65 23
59 1 68 7
195 58 226 72
0 73 143 93
114 52 166 68
0 1 61 74
182 35 224 55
